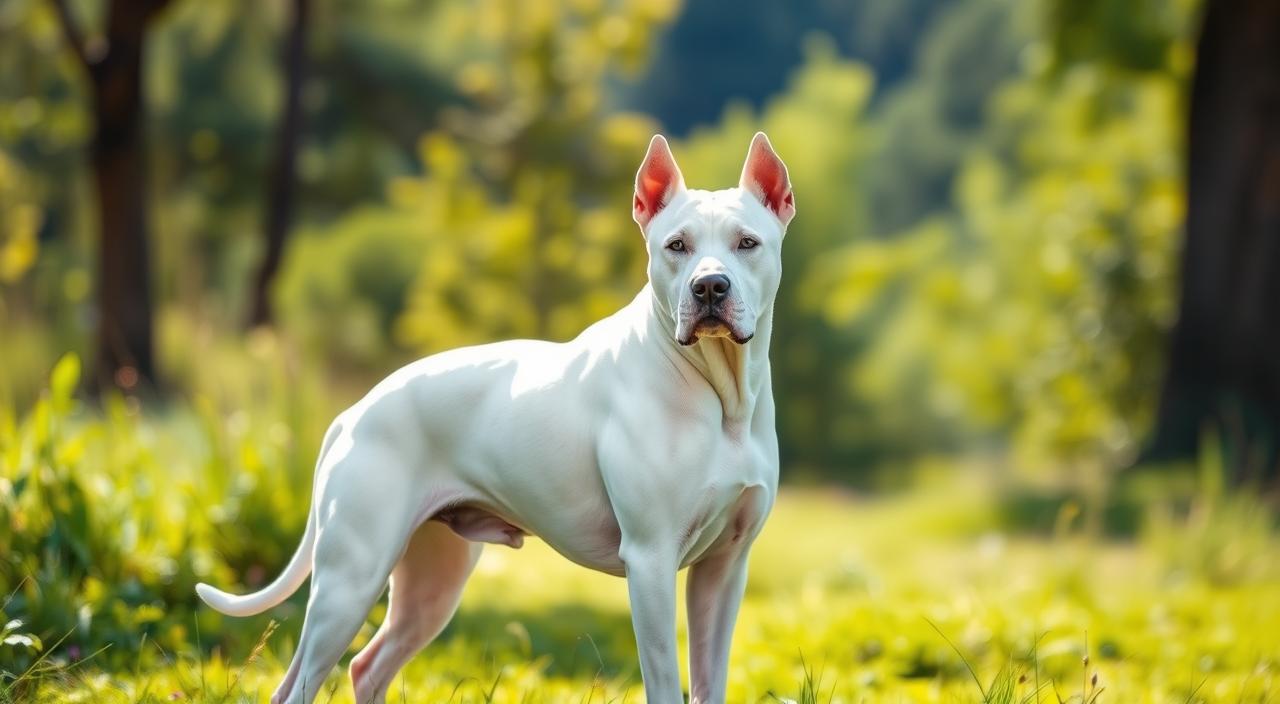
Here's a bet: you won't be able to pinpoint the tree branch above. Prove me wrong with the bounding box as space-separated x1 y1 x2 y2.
48 0 92 69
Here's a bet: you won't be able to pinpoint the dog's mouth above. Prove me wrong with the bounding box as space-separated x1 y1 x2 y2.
677 314 754 346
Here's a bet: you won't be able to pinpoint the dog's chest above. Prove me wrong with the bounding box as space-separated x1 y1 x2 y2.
535 427 774 576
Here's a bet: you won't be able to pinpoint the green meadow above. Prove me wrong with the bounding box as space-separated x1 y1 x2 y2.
4 356 1277 703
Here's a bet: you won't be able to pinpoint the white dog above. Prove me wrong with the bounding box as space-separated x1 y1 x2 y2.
197 132 795 704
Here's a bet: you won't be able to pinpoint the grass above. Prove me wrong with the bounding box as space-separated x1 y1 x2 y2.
10 485 1280 703
3 353 1279 702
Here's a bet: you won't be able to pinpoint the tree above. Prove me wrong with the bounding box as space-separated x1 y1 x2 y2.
50 0 173 393
276 0 680 368
1149 0 1280 482
246 0 310 328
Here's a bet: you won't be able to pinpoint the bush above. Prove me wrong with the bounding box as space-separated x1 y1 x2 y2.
0 353 325 670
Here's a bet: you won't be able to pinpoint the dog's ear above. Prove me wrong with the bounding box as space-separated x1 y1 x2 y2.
633 135 685 230
739 132 795 226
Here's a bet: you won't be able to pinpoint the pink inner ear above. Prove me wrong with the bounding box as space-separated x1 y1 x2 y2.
636 156 677 223
745 149 792 216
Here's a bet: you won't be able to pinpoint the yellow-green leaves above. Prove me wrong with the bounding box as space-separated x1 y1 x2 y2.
48 353 79 410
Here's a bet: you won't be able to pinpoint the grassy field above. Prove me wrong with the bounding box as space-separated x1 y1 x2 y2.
16 484 1279 703
3 356 1278 703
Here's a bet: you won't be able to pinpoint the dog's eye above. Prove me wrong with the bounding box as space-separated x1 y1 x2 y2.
666 239 686 252
738 236 759 250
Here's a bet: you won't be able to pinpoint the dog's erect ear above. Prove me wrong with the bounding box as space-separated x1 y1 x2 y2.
633 135 685 230
739 132 795 226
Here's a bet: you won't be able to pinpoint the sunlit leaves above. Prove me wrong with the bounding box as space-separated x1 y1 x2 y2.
829 50 1189 467
0 153 44 285
281 1 672 361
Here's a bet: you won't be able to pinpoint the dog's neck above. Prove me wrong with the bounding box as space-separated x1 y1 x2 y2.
637 285 772 424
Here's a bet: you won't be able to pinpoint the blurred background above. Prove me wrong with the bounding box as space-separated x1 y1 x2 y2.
2 0 1279 700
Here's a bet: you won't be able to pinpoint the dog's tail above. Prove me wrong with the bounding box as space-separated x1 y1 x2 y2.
196 420 343 617
196 509 316 617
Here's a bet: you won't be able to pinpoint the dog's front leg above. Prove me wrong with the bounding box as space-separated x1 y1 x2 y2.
686 546 750 704
622 546 684 704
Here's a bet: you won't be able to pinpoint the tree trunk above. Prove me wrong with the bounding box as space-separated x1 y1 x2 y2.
248 0 310 328
92 9 154 392
52 0 170 393
1148 0 1280 482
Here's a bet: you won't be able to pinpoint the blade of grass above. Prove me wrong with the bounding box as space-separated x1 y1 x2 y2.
925 617 988 701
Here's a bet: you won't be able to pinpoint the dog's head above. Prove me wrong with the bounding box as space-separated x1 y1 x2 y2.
633 132 794 346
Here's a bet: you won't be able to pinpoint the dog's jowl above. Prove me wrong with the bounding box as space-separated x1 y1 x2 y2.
197 132 795 704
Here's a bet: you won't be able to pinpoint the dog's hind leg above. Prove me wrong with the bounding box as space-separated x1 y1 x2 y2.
349 521 482 704
272 455 423 704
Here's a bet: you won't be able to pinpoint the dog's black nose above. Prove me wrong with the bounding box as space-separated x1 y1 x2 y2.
691 273 731 305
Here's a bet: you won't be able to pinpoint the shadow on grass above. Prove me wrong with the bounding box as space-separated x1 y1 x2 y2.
444 602 639 680
205 598 640 678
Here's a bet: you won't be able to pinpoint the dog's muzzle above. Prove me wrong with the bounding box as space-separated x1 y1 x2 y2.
678 274 753 346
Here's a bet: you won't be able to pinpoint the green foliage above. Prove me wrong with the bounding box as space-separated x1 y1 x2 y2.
277 0 677 363
1 600 45 696
0 354 199 667
390 122 653 350
0 151 41 285
860 0 1035 237
1048 0 1202 74
816 15 1195 470
0 351 332 670
1 0 1208 475
275 206 428 366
